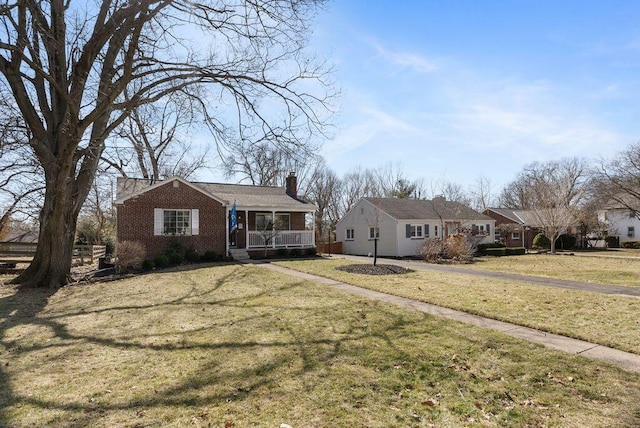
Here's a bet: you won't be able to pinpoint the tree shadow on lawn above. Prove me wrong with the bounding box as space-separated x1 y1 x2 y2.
0 265 426 426
2 263 639 427
0 285 56 423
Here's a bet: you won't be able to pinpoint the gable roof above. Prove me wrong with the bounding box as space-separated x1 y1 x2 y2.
484 208 578 228
484 208 525 224
363 197 493 221
115 177 314 211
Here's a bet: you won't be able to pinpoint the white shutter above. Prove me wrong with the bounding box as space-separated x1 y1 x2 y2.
154 209 163 236
191 209 199 235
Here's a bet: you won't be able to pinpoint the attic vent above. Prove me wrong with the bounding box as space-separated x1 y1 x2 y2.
173 181 179 188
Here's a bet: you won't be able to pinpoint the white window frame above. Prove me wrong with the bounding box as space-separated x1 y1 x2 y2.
410 224 424 239
512 230 520 240
369 227 379 240
628 226 635 238
154 208 199 236
256 213 291 231
346 228 354 240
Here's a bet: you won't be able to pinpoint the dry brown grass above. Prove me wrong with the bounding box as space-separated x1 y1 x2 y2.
1 264 639 427
276 258 640 354
460 253 640 286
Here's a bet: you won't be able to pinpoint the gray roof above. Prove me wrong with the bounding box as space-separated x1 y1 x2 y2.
364 197 493 221
484 208 525 224
115 177 314 211
485 208 577 228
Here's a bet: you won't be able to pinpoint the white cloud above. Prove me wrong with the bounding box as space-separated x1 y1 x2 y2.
365 38 438 74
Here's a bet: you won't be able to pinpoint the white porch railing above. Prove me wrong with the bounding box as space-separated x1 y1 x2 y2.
247 230 314 249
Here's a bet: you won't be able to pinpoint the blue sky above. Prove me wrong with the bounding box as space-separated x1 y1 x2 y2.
310 1 640 189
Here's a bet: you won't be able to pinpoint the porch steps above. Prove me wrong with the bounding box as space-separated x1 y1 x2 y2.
229 248 250 261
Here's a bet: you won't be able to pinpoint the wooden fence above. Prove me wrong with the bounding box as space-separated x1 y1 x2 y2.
0 242 107 266
316 241 342 255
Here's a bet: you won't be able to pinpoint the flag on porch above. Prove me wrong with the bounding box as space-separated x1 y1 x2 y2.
230 201 238 233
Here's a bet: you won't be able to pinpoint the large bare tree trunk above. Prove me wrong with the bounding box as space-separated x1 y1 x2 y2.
13 162 90 288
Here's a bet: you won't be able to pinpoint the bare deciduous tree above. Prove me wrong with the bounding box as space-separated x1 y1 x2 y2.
470 175 497 212
224 141 320 192
0 0 333 288
102 92 209 180
595 141 640 218
304 161 341 243
506 159 589 253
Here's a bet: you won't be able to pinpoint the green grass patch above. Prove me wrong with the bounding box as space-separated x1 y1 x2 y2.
1 264 639 426
275 259 640 354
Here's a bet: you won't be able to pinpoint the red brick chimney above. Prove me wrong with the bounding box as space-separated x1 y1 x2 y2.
285 172 297 198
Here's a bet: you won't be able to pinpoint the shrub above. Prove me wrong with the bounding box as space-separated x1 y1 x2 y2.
164 240 187 265
276 248 289 258
154 254 170 268
445 233 474 261
289 248 301 257
306 247 317 256
605 236 620 248
116 241 146 273
532 233 550 249
555 234 576 250
142 259 155 270
622 241 640 249
486 247 506 257
419 235 475 262
476 242 506 255
505 247 526 256
202 250 218 262
104 238 116 256
185 247 200 263
419 238 446 261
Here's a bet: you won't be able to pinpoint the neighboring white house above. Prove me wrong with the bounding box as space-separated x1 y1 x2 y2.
335 197 496 258
598 204 640 244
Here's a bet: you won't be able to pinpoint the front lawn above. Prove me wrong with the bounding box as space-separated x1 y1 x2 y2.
459 253 640 286
275 258 640 354
1 264 639 426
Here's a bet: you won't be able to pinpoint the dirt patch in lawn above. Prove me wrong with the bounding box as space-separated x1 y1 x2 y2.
336 263 411 275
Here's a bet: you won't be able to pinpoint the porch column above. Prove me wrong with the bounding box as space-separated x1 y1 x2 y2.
272 209 276 248
311 211 316 247
245 210 248 249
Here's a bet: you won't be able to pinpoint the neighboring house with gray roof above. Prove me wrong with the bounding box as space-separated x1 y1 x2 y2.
335 197 495 258
483 208 581 249
114 173 315 260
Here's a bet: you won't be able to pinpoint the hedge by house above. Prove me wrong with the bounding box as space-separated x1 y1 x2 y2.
476 242 506 256
485 247 526 257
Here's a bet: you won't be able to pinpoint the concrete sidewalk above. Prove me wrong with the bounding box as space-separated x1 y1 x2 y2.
253 261 640 374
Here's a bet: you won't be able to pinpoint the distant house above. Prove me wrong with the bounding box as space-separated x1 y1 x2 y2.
598 201 640 244
115 173 315 260
483 208 581 249
335 197 495 258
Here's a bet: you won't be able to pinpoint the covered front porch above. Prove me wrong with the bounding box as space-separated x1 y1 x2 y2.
227 207 315 254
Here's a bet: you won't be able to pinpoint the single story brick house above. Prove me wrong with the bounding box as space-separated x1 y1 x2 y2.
483 208 581 249
335 197 495 258
114 173 315 260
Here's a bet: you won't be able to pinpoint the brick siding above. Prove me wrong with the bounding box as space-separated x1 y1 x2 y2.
116 180 227 258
